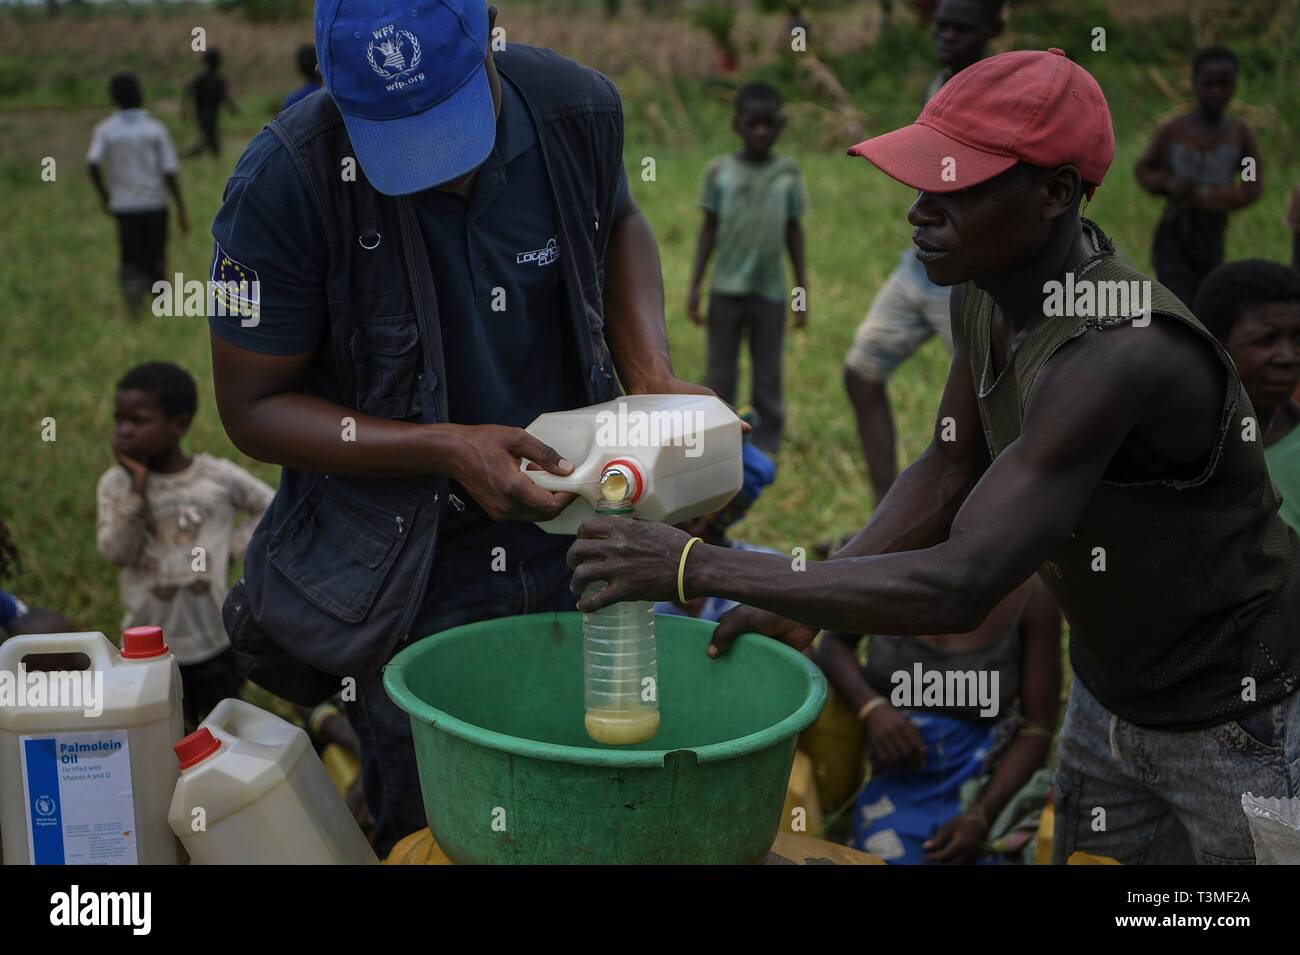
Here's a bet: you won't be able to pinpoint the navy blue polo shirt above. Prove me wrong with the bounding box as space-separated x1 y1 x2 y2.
209 78 630 589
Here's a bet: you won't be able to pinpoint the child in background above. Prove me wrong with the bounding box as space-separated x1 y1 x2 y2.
282 44 323 112
1135 45 1262 308
842 0 1002 507
185 48 238 157
687 82 808 455
87 72 189 315
1194 260 1300 536
96 362 274 727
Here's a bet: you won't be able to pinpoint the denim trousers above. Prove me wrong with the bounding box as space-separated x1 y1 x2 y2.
1052 678 1300 864
345 544 577 858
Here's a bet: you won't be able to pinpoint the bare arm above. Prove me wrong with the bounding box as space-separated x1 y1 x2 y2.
87 163 109 209
1134 124 1172 196
688 331 1145 635
569 316 1215 646
970 582 1061 825
164 172 188 234
209 333 574 522
786 217 806 328
1194 124 1263 213
828 283 989 561
600 198 681 392
685 210 718 326
818 632 873 715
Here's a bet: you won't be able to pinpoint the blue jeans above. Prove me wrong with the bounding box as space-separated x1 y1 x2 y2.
345 544 577 858
1052 678 1300 864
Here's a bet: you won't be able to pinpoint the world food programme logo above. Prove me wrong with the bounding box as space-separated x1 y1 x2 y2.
367 24 423 84
35 794 56 816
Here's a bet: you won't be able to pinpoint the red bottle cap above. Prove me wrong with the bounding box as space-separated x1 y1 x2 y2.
174 728 221 770
121 625 169 659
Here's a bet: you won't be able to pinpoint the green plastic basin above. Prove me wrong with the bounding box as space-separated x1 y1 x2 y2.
383 611 826 864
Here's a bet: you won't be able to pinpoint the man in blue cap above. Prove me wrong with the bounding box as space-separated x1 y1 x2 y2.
207 1 712 854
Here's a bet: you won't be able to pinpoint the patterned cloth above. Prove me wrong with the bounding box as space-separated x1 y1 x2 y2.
851 709 999 864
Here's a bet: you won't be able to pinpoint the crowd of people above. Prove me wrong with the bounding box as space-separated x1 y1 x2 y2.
6 0 1300 865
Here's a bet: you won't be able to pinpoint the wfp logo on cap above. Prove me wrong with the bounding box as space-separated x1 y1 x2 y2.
365 23 425 92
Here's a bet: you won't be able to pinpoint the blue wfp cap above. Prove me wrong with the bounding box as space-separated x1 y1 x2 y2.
315 0 494 195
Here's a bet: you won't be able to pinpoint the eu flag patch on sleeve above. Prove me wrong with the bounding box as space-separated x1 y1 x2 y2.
210 245 261 325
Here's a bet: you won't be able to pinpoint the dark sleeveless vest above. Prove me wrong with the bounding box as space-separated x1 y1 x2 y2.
960 220 1300 729
239 45 624 676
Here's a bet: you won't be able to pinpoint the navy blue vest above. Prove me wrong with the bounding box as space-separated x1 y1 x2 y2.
240 45 623 675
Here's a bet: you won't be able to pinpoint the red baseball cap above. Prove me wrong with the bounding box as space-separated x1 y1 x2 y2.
847 48 1115 197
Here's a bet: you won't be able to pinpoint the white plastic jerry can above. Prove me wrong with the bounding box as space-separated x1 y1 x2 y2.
0 627 186 865
521 394 744 535
168 698 378 865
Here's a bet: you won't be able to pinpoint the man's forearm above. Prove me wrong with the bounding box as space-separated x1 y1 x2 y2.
692 535 990 636
601 204 675 390
222 391 463 478
832 441 981 562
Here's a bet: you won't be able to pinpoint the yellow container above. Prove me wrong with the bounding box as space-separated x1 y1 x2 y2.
797 684 865 813
780 751 824 835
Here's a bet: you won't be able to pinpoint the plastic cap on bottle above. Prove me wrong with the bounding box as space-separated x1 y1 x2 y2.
174 728 221 770
121 625 169 659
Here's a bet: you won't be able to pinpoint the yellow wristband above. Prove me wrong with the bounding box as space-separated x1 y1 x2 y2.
678 536 703 605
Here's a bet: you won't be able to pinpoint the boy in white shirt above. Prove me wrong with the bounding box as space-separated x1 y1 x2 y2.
97 362 273 726
87 72 190 315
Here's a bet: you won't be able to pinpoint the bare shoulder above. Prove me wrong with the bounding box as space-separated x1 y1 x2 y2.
1037 313 1221 414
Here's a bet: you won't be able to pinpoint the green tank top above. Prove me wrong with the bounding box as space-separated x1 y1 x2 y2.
960 220 1300 729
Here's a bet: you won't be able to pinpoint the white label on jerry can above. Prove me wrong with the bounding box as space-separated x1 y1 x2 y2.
19 730 137 864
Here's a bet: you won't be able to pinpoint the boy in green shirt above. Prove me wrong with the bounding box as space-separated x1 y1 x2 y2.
1195 259 1300 534
687 82 808 454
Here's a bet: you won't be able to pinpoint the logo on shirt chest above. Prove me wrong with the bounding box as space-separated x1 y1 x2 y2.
516 236 560 268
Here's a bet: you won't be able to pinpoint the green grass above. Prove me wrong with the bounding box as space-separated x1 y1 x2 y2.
3 5 1300 636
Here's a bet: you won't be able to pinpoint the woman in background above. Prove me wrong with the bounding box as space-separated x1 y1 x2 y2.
818 578 1061 864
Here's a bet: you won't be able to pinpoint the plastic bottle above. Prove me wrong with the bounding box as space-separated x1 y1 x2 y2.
0 627 186 865
582 491 660 746
521 394 743 535
167 698 378 864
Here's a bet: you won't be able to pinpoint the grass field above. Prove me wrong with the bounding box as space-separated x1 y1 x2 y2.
3 1 1300 636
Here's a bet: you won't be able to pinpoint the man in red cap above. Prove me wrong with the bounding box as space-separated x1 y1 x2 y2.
568 49 1300 864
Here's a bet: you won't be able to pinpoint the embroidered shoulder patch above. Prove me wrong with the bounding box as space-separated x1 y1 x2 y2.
210 245 261 323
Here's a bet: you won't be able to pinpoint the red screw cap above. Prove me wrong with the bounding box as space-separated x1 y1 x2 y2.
174 728 221 770
121 625 169 659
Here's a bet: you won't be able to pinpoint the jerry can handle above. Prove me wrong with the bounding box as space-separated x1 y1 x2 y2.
201 697 311 755
0 631 116 673
519 458 590 494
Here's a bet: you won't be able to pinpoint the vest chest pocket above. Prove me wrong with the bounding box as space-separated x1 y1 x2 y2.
349 310 422 421
267 477 417 624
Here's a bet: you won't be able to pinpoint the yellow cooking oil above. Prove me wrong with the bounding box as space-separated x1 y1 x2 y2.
582 489 660 746
584 707 661 746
